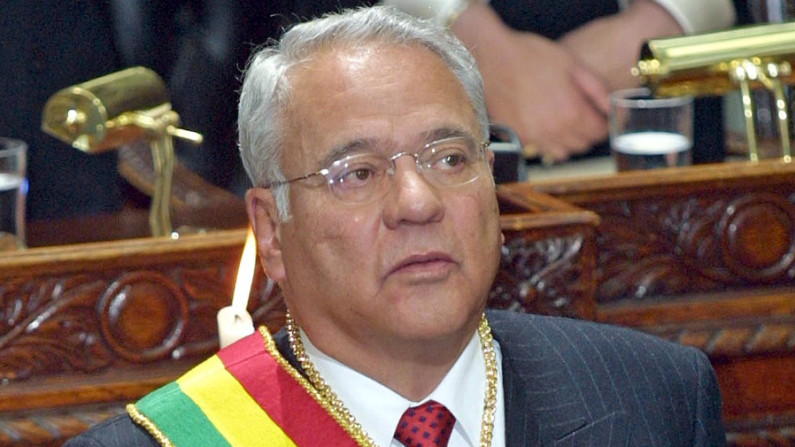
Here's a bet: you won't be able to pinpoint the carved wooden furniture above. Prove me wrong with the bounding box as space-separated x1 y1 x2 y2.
514 158 795 446
0 188 598 447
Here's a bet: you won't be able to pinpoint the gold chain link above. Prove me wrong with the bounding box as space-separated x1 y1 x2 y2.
287 311 497 447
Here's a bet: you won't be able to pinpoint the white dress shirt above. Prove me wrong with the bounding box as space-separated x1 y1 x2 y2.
300 329 506 447
617 0 736 34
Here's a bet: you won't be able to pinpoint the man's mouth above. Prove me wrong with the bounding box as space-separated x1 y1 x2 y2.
387 252 456 279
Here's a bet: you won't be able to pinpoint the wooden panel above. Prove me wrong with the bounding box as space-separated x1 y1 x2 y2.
715 356 795 419
519 159 795 304
491 188 599 319
506 159 795 447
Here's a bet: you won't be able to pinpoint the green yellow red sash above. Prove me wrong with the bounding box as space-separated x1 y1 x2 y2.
127 327 363 447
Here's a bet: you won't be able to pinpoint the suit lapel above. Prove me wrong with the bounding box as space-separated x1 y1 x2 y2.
489 312 630 447
501 343 542 446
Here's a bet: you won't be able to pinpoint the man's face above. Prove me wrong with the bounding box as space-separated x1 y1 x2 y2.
249 43 502 353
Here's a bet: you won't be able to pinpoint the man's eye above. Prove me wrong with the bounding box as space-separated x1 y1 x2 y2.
337 167 378 186
441 154 465 168
350 168 373 181
430 150 469 171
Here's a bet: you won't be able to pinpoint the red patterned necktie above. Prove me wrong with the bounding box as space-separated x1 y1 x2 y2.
393 400 456 447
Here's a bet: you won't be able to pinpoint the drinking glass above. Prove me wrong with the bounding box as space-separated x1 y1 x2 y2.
0 138 27 250
609 88 693 171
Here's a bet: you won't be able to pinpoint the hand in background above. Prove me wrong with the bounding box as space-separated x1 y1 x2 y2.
452 2 610 161
558 0 683 91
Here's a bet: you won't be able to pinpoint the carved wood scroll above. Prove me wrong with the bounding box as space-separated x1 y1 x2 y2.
591 191 795 302
0 267 285 384
524 160 795 304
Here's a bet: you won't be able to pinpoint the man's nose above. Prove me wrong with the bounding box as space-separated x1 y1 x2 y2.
382 156 444 228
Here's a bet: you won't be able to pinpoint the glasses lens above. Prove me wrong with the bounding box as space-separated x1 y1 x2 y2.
322 137 485 204
326 155 390 203
419 137 483 187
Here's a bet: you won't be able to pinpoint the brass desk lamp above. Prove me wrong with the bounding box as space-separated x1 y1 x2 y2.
41 67 203 237
633 22 795 162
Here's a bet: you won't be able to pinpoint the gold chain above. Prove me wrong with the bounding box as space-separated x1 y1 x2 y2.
127 404 175 447
286 311 498 447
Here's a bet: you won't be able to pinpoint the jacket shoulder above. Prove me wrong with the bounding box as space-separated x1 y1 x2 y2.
486 310 724 446
62 413 159 447
487 309 698 363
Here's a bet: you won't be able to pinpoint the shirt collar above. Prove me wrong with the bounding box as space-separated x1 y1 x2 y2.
300 330 486 447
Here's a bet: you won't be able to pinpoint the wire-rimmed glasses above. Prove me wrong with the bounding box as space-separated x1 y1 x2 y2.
265 136 490 204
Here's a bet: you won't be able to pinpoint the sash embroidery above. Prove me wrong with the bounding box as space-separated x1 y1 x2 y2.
128 328 363 447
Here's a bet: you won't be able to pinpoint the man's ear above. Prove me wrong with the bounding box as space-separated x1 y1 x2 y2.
245 187 286 282
485 148 495 170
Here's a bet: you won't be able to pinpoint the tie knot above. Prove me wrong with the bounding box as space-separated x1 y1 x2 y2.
394 400 456 447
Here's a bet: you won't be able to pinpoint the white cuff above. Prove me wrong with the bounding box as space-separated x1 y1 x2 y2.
382 0 487 26
618 0 736 34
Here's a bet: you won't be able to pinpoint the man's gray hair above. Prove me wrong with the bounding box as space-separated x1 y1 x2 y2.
238 5 489 221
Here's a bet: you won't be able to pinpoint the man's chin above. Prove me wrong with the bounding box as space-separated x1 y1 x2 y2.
385 307 482 342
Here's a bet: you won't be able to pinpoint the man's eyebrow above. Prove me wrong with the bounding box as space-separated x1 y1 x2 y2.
318 127 474 168
318 139 380 168
420 127 474 144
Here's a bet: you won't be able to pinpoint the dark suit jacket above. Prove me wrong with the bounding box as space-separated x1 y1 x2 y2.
63 310 725 446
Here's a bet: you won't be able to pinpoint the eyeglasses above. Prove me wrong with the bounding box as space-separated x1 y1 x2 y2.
265 136 490 204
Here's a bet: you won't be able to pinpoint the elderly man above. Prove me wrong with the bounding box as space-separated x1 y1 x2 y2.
65 6 725 447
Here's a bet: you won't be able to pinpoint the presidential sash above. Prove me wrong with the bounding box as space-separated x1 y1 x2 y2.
127 327 363 447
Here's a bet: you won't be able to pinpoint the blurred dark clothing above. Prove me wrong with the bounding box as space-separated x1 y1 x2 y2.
1 0 280 220
1 1 123 219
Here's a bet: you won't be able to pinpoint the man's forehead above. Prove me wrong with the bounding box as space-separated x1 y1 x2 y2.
297 41 420 66
284 42 466 123
289 41 445 86
280 40 476 167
